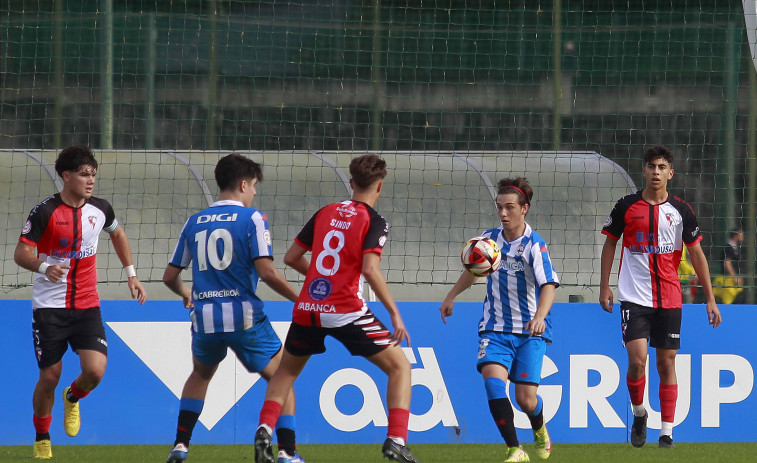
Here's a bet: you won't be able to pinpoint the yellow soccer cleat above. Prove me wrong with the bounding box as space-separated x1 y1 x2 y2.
62 387 81 437
533 424 552 460
33 439 52 459
504 445 530 462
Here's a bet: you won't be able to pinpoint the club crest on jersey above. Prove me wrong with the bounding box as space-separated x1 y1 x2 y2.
516 244 525 255
308 277 333 301
336 203 357 218
664 212 678 227
88 215 97 229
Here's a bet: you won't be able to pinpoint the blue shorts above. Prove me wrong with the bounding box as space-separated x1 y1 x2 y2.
476 331 547 385
192 318 282 373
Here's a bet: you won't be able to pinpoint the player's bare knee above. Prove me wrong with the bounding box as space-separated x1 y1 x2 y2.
656 359 675 377
38 368 62 387
81 366 106 386
628 358 647 377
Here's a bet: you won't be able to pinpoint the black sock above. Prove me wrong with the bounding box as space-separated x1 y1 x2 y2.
528 409 544 431
488 398 519 447
35 432 50 442
65 388 78 403
174 410 200 447
276 427 296 455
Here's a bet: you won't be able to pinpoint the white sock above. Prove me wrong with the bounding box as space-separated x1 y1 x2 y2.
660 422 673 437
632 404 646 417
390 437 406 446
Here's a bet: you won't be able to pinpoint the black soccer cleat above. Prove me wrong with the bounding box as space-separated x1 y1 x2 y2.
382 438 421 463
254 427 275 463
630 410 648 448
658 435 676 448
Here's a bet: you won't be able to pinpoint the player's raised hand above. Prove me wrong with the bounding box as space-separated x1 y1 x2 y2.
128 277 147 304
44 264 70 283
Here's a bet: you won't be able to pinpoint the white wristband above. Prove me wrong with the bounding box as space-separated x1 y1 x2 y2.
38 262 50 274
124 265 137 278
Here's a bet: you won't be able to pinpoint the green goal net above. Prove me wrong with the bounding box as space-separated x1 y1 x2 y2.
1 1 755 303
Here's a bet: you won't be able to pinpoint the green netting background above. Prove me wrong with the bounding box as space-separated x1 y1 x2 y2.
2 0 756 302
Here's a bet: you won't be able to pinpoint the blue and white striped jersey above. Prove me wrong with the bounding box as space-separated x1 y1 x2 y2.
477 223 560 341
169 200 273 334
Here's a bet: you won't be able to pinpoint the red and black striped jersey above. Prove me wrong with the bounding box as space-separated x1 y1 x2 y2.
19 194 118 310
602 190 701 309
292 200 389 327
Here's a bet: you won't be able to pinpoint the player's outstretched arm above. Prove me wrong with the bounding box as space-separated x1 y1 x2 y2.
14 241 69 283
362 252 410 346
283 242 310 276
162 264 193 309
599 236 618 313
255 257 299 302
688 243 722 328
439 270 477 324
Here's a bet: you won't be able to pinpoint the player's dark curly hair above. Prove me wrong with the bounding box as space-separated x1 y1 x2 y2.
350 154 387 190
643 146 673 165
497 177 532 206
55 145 98 176
215 153 263 191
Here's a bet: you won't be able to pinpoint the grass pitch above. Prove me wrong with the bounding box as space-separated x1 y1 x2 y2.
1 442 754 462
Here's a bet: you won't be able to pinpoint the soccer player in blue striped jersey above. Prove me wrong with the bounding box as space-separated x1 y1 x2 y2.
162 154 304 463
440 177 559 463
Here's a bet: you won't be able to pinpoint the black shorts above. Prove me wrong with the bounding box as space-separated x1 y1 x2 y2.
285 310 393 358
32 307 108 369
620 301 681 350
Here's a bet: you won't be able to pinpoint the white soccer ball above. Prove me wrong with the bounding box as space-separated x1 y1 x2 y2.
461 236 502 277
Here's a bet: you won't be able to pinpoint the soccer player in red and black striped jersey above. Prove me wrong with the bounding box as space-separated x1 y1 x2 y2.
599 146 721 449
254 154 421 463
14 146 146 459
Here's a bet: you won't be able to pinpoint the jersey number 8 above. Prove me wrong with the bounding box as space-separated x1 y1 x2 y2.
315 230 345 276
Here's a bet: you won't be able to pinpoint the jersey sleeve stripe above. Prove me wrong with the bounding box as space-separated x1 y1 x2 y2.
251 211 272 258
686 235 703 246
601 229 620 240
19 236 37 247
103 218 119 233
294 236 310 250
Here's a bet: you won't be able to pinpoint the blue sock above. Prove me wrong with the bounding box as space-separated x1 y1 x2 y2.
484 378 518 447
276 414 296 455
527 395 543 418
484 377 508 401
527 395 544 430
175 398 204 446
179 397 204 414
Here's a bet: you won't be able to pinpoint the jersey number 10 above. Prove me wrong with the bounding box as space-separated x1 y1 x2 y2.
195 229 233 271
